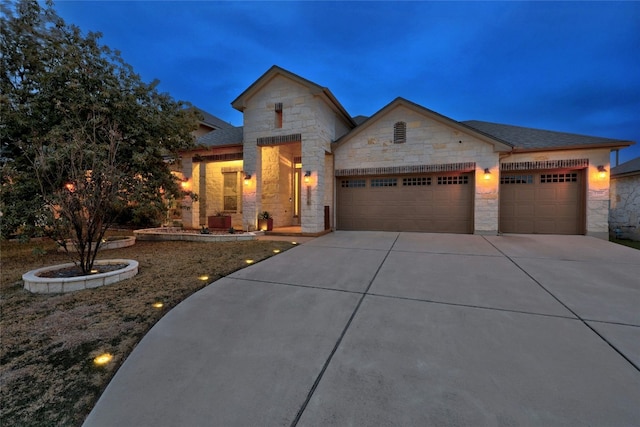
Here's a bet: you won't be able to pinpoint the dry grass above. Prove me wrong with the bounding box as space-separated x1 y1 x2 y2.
610 238 640 251
0 232 295 426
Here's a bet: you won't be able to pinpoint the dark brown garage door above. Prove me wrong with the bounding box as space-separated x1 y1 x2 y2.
336 173 474 233
500 170 585 234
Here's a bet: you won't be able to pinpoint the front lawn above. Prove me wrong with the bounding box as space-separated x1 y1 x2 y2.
610 238 640 250
0 234 295 426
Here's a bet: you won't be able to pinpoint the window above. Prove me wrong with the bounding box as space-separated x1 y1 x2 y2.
275 102 283 128
341 179 366 188
393 121 406 144
223 172 239 211
403 177 431 186
437 175 469 185
500 175 533 184
540 173 578 183
371 178 397 187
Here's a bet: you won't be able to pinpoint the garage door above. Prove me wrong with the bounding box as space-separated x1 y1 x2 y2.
500 170 585 234
336 173 473 233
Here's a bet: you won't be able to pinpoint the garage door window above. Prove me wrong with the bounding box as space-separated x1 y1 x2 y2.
540 173 578 183
371 178 397 187
500 175 533 184
403 177 431 186
340 179 366 188
437 175 469 185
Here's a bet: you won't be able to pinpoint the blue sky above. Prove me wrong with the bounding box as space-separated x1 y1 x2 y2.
54 1 640 164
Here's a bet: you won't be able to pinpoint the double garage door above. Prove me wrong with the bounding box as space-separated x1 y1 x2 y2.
336 169 585 235
336 173 474 233
499 170 585 234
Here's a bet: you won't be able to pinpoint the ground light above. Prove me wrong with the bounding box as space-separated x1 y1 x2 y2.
273 249 281 253
151 302 164 309
93 353 113 366
245 259 254 264
291 241 298 245
198 275 209 281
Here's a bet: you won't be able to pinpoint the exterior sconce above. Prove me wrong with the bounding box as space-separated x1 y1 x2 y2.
304 170 311 184
597 165 607 179
180 178 190 190
483 168 491 180
244 173 252 185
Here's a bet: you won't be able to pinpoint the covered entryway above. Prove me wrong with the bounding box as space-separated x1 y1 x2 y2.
499 170 585 234
336 173 474 233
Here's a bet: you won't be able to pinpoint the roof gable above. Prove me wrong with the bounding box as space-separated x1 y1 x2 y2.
231 65 355 126
334 97 512 152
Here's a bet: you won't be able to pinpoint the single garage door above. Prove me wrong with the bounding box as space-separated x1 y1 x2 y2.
336 173 473 233
500 170 585 234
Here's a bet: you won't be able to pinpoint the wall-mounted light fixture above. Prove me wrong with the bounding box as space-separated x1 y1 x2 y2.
597 165 607 179
244 173 252 185
483 168 491 180
180 177 190 190
304 170 311 184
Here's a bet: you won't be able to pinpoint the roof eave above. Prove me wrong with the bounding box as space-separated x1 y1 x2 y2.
180 143 243 154
512 141 634 153
612 171 640 178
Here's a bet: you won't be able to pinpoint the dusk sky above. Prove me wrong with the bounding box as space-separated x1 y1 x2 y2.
54 1 640 164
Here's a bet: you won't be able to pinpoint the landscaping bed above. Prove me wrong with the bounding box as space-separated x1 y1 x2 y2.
0 232 295 426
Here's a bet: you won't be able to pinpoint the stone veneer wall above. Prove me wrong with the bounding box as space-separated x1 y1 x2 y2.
334 105 501 234
242 74 352 233
260 144 299 228
182 159 244 229
502 148 611 239
609 174 640 241
180 158 196 228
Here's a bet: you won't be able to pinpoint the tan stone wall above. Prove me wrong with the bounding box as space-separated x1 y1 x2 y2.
502 148 611 238
241 74 352 233
334 105 501 234
260 144 299 228
183 159 244 229
180 158 196 228
609 174 640 240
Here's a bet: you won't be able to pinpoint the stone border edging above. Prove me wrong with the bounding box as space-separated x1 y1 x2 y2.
22 259 139 294
134 228 256 242
58 236 136 252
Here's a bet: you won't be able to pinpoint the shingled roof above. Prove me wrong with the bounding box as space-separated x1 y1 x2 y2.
195 108 234 130
463 120 632 151
611 156 640 177
196 126 243 147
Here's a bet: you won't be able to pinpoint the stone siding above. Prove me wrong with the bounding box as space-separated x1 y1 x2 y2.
241 74 351 233
610 174 640 240
334 105 501 234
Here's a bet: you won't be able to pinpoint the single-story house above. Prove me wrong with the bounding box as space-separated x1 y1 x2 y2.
177 65 634 239
609 157 640 241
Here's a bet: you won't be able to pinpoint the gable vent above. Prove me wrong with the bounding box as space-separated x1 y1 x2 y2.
394 121 406 144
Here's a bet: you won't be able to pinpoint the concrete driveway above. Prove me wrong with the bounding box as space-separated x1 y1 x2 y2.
84 232 640 426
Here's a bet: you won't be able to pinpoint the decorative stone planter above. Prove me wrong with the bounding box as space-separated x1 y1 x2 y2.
22 259 139 294
134 228 256 242
208 215 232 230
257 218 274 231
58 236 136 252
